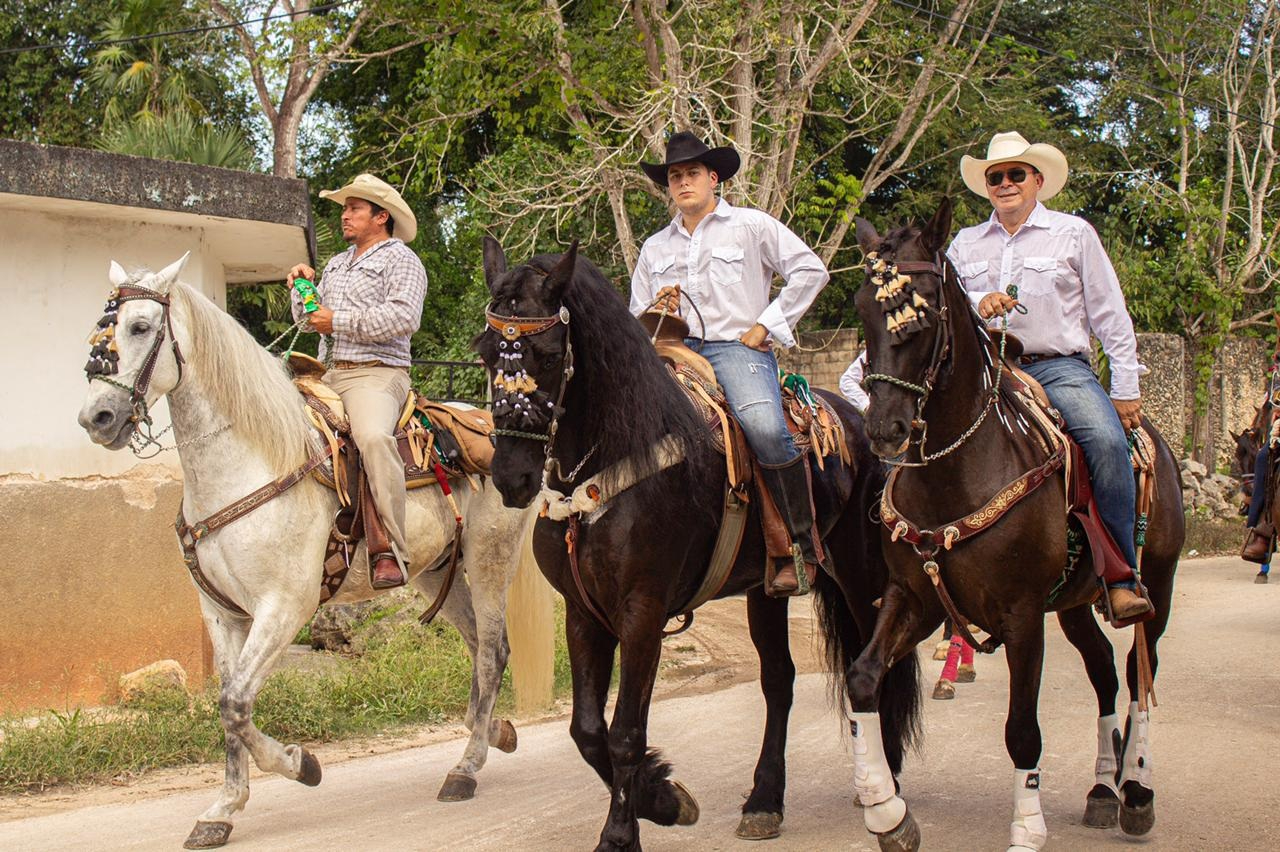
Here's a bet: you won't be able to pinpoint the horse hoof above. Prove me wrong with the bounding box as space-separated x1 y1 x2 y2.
876 806 921 852
932 640 950 661
932 679 956 700
183 821 232 849
1256 571 1269 584
1082 788 1120 828
438 772 478 802
735 811 782 840
955 664 976 683
491 719 518 753
1119 783 1155 836
296 748 322 786
671 779 700 826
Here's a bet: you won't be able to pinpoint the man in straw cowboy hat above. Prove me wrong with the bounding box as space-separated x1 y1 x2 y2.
948 131 1151 620
630 130 831 596
289 174 427 590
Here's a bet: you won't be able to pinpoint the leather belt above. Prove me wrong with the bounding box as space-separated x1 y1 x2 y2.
1020 352 1084 365
333 359 409 371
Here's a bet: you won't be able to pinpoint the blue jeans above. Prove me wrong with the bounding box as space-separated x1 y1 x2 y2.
693 340 799 466
1248 443 1270 527
1022 354 1138 570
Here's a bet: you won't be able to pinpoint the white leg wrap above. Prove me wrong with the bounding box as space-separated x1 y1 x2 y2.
1094 713 1121 794
848 712 908 834
1008 768 1048 851
1119 701 1153 789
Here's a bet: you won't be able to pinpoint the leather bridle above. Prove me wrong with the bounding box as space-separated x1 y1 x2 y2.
86 285 186 451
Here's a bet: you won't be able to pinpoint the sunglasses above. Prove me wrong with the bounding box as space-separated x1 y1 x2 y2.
985 167 1036 187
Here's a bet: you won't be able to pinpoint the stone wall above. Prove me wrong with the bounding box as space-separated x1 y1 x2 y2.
1134 333 1185 457
776 328 860 395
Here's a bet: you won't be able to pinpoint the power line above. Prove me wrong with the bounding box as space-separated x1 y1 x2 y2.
887 0 1279 133
0 1 356 57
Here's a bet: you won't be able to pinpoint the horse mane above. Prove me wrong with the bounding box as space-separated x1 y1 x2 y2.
170 281 312 474
524 253 716 493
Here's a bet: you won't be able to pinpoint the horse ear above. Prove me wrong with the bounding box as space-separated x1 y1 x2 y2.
108 260 129 288
919 197 953 255
544 240 579 300
153 252 190 292
854 218 880 254
483 235 508 296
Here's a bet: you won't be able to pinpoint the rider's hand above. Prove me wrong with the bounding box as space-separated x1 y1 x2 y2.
738 324 772 352
288 263 316 284
978 292 1020 319
308 306 335 335
1113 397 1142 432
653 286 681 315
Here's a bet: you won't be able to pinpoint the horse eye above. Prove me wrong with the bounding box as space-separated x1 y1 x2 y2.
130 321 151 335
542 354 559 369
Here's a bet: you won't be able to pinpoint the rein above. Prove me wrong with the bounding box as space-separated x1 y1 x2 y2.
86 285 188 456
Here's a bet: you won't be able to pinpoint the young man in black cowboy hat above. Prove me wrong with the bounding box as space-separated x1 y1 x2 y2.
630 130 830 596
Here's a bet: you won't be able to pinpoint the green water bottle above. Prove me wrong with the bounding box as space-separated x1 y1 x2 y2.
293 277 319 313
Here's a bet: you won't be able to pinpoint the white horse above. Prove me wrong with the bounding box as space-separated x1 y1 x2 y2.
77 255 546 849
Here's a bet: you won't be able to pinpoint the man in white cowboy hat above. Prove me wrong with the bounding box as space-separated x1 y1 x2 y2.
948 131 1151 620
289 173 427 590
630 130 830 596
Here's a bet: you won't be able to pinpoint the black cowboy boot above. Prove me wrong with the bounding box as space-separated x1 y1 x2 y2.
759 456 821 597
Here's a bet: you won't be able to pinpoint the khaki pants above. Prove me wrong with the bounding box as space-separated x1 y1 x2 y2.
323 366 412 562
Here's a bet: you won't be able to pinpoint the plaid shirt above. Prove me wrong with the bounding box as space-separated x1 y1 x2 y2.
291 238 427 366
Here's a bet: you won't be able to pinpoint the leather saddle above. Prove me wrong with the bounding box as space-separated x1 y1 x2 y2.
286 353 495 603
640 312 850 563
993 337 1158 625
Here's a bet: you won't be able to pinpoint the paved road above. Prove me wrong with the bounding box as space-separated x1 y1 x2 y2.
1 557 1276 850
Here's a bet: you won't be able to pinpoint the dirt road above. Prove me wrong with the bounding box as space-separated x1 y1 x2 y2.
1 557 1275 850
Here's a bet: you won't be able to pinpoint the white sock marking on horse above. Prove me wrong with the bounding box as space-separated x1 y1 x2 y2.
1119 700 1153 789
1094 713 1121 794
848 712 907 834
1008 768 1048 851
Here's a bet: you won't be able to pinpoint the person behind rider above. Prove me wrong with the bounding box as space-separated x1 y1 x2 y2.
839 349 870 415
630 130 830 596
288 174 427 590
1241 385 1278 562
947 131 1152 621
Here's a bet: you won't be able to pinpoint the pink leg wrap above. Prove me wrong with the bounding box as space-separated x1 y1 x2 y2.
940 634 963 682
961 638 974 665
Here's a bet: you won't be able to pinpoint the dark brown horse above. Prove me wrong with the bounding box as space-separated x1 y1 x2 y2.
474 237 919 851
840 199 1183 851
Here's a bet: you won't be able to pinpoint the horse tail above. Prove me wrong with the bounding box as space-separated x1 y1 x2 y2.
505 511 556 714
812 571 922 776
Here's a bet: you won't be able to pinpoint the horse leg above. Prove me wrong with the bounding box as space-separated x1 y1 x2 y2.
185 605 250 849
1055 606 1121 828
736 586 794 840
1003 617 1048 852
1117 576 1174 836
432 561 514 801
846 583 922 852
598 605 694 852
566 604 620 786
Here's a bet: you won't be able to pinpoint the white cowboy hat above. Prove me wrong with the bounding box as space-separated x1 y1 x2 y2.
319 173 417 243
960 131 1069 201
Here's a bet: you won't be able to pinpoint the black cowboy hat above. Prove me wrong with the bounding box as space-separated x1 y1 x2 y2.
641 131 741 186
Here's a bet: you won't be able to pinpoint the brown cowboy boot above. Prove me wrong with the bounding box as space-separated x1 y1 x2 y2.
1241 527 1274 564
1107 586 1152 620
370 553 405 590
759 456 820 597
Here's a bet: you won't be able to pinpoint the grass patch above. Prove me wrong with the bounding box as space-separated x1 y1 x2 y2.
1182 512 1246 558
1 606 569 793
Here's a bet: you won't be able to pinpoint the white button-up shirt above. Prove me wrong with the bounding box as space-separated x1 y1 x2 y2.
629 199 829 347
839 350 870 412
947 202 1144 400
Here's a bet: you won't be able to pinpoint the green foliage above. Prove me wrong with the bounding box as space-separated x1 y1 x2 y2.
97 110 256 168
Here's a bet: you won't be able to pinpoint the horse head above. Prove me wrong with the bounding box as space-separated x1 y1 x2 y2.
853 198 955 459
78 253 190 450
475 236 579 508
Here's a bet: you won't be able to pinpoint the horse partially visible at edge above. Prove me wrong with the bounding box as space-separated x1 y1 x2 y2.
473 237 920 851
844 199 1183 852
77 255 546 849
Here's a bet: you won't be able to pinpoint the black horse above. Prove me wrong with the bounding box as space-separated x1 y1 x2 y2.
844 200 1183 851
474 237 920 851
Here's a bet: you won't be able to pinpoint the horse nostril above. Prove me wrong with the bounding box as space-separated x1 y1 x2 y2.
93 410 115 428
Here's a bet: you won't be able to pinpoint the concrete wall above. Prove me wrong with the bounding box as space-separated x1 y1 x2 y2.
776 328 860 397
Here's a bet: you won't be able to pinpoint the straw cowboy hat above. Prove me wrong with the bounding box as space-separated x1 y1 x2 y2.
960 131 1069 201
641 131 741 186
319 173 417 243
